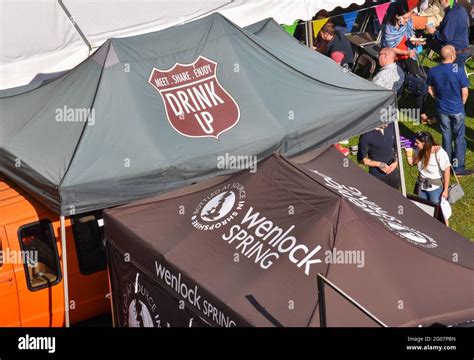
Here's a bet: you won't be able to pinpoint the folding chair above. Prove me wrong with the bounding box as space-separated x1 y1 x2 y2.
353 54 377 79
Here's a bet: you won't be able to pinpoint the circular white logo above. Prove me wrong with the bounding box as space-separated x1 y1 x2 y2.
191 183 246 231
128 299 154 327
385 221 437 248
123 281 161 327
200 191 236 221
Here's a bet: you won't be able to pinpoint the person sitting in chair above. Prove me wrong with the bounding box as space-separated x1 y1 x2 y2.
319 22 354 68
382 4 431 124
373 48 406 92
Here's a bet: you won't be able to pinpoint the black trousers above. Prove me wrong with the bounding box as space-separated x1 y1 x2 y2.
370 169 401 190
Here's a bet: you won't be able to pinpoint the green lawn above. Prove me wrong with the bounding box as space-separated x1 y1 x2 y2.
348 54 474 240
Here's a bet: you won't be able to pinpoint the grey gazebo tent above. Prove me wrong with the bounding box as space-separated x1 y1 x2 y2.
104 147 474 327
244 18 369 89
0 13 395 216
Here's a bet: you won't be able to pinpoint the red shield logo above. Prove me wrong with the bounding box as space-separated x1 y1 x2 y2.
148 56 240 139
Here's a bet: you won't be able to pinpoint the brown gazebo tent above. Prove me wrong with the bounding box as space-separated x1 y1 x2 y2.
104 147 473 327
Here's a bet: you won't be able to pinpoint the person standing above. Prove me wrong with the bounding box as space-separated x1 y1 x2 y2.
426 0 470 64
406 131 451 225
426 45 472 176
357 124 400 190
404 0 445 30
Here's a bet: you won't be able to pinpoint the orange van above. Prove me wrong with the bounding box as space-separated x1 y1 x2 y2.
0 175 110 327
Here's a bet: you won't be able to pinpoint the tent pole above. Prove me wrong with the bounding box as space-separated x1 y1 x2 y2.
305 21 313 48
317 273 388 327
107 267 116 327
58 0 93 52
394 120 407 197
60 216 70 327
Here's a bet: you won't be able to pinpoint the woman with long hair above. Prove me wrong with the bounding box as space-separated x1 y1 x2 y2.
382 4 417 60
406 131 451 220
312 10 329 53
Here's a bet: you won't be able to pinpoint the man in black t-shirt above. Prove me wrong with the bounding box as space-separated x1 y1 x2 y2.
357 123 401 190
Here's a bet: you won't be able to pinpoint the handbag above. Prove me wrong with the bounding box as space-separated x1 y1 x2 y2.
448 181 464 204
404 73 427 96
403 56 428 96
434 150 464 204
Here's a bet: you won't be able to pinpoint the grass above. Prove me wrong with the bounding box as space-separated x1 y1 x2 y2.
348 53 474 240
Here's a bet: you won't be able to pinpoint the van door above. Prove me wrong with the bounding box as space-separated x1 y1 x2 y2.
8 219 64 327
0 227 21 326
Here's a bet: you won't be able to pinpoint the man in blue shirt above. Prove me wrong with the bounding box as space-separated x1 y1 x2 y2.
427 45 471 176
426 0 470 64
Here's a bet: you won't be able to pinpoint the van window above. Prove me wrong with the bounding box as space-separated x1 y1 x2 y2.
18 220 61 291
71 211 106 275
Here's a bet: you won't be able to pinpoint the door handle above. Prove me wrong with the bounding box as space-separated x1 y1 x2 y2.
0 276 13 284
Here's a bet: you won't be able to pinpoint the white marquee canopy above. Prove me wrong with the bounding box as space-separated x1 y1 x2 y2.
0 0 365 89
